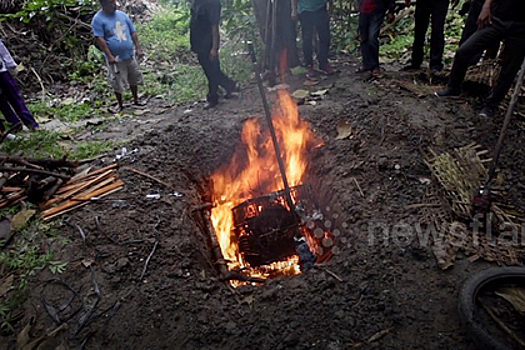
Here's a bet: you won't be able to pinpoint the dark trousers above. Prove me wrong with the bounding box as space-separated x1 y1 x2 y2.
412 0 449 69
197 52 236 104
0 71 38 130
448 17 525 108
299 6 331 70
459 0 499 64
359 10 386 71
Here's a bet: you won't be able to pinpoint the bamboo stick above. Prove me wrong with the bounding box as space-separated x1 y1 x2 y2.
41 180 124 219
42 186 123 221
66 163 118 184
1 187 22 193
0 167 71 180
40 170 116 209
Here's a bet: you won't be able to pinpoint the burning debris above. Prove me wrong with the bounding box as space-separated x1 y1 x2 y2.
207 89 337 286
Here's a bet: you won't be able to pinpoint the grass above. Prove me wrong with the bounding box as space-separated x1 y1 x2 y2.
138 5 253 103
0 129 119 161
69 140 117 160
28 100 103 123
139 8 191 63
0 216 67 333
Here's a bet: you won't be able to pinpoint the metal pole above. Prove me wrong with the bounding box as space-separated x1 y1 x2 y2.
484 55 525 188
247 41 317 271
247 41 295 213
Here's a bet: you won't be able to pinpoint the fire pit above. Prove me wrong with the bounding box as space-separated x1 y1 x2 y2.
233 184 328 269
207 90 336 286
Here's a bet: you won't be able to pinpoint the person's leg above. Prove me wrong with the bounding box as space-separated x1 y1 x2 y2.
368 10 386 71
448 20 505 91
460 0 482 46
216 57 237 94
411 0 431 68
127 58 144 105
108 61 125 110
198 51 220 106
0 71 38 129
314 6 331 70
359 12 372 70
0 91 22 127
429 0 449 70
299 11 315 68
115 92 124 110
486 25 525 109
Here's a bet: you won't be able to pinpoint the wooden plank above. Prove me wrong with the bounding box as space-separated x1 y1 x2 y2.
42 186 123 222
41 180 124 218
0 187 22 193
66 163 118 184
40 170 116 209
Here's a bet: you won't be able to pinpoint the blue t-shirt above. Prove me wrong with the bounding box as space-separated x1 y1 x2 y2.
92 10 136 61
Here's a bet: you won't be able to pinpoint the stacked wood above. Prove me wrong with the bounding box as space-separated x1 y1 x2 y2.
0 155 77 209
40 163 124 221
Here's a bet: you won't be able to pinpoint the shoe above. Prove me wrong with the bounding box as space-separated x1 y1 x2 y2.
225 83 240 99
110 104 124 113
369 69 381 79
2 133 17 140
435 88 461 98
306 66 316 78
402 64 420 71
320 63 335 75
430 66 443 75
478 106 495 119
204 101 218 110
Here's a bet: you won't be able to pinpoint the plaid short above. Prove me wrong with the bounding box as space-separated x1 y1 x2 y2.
107 57 143 94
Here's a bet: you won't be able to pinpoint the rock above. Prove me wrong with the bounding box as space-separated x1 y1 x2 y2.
224 321 239 335
115 257 130 271
261 286 279 300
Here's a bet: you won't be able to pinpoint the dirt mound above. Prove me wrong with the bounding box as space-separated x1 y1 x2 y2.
3 56 525 349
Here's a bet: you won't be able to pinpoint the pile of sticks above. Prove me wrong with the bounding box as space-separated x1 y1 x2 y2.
0 155 77 209
40 163 124 221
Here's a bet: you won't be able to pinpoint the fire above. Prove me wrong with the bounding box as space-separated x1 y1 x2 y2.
210 89 320 283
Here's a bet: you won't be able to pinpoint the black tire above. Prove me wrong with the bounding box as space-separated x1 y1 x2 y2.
458 266 525 350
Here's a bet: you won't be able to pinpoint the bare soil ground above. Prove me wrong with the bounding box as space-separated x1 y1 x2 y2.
3 54 525 350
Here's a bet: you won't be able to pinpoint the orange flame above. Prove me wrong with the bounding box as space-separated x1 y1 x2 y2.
210 90 321 283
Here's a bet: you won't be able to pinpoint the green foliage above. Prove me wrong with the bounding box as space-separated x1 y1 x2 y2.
29 101 103 122
1 130 65 159
69 140 116 160
0 219 67 333
220 0 256 39
380 6 468 65
1 0 96 23
331 1 360 52
0 129 116 161
139 7 192 62
139 7 253 103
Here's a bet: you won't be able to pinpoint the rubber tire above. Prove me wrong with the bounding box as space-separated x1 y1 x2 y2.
458 266 525 350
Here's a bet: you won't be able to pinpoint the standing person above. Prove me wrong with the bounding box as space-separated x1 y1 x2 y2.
0 38 39 131
459 0 498 65
190 0 238 109
435 0 525 119
403 0 459 73
91 0 144 112
291 0 334 78
357 0 396 77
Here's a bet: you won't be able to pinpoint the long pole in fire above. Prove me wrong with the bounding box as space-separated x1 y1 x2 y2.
247 42 316 270
248 41 295 211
